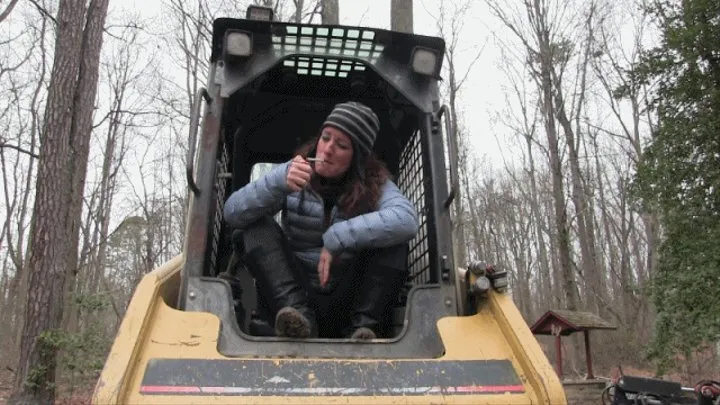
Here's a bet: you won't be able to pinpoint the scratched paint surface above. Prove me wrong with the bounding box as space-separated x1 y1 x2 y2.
139 358 524 396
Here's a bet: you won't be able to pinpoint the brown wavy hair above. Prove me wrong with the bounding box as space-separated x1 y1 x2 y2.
295 137 391 218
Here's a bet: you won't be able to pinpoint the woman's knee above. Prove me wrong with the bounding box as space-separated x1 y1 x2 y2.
239 216 284 251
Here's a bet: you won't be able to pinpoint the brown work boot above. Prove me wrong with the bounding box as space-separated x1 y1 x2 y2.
275 307 315 338
350 327 376 340
239 217 317 338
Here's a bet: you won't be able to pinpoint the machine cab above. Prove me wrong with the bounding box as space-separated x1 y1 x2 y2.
93 10 566 405
179 10 464 358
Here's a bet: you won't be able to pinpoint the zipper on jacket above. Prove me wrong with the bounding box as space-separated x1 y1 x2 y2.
323 198 333 229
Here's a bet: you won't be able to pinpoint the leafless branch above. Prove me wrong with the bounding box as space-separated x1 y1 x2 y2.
0 141 39 159
0 0 20 23
28 0 56 24
303 1 322 23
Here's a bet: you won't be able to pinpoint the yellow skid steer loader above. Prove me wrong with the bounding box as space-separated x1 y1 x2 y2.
92 7 566 404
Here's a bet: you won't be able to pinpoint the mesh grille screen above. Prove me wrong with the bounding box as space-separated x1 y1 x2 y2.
273 26 383 57
272 25 384 77
397 130 431 286
210 141 230 276
282 56 366 77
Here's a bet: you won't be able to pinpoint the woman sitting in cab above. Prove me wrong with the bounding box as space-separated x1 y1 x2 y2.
223 101 419 340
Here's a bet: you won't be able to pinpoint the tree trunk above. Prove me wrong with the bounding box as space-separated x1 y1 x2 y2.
5 12 49 357
430 0 484 274
597 164 621 308
556 102 599 310
538 56 578 310
548 4 604 314
321 0 338 24
528 0 578 311
525 134 552 309
617 177 636 323
88 109 121 295
488 0 580 311
391 0 413 33
10 0 109 403
62 0 111 335
464 165 483 259
82 41 134 331
294 0 304 22
0 0 20 23
448 108 467 268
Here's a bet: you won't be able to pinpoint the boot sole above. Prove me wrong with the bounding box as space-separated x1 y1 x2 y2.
275 307 311 338
351 327 376 340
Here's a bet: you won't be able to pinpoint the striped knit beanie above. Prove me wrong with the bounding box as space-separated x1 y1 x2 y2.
321 101 380 178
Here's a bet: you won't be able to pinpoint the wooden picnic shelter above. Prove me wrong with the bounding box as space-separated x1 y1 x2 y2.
530 310 616 379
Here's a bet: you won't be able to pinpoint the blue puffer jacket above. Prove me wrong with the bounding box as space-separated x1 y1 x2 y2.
223 160 419 267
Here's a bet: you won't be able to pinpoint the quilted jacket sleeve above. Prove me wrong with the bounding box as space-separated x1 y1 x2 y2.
322 179 418 256
223 161 291 229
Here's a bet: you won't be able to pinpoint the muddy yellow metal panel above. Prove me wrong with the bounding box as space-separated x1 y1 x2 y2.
93 259 566 405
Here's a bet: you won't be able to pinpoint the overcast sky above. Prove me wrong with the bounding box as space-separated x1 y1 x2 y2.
338 1 507 165
0 0 653 252
124 0 511 166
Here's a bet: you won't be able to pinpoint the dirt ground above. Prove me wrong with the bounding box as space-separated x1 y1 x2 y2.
0 369 95 405
0 369 12 405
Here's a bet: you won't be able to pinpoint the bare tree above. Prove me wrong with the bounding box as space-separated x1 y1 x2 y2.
10 0 110 402
65 20 157 335
321 0 338 24
0 0 20 23
1 8 50 359
547 2 607 312
590 1 659 283
578 1 659 354
480 0 664 371
430 0 485 270
292 0 304 22
391 0 413 33
495 45 556 308
288 0 323 23
487 0 581 310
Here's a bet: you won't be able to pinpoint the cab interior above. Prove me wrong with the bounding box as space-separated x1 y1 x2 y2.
197 20 449 344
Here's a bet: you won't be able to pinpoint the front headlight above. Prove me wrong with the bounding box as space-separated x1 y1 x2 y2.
246 5 274 21
411 47 438 76
225 30 253 58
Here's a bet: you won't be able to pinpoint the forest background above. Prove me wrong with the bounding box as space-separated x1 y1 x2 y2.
0 0 718 403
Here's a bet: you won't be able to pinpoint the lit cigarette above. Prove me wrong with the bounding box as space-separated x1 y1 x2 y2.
306 157 325 162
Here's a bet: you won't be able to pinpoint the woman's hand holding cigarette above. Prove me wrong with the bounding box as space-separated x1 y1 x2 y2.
287 155 314 192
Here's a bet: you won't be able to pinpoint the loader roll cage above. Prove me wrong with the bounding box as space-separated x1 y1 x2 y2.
178 17 463 358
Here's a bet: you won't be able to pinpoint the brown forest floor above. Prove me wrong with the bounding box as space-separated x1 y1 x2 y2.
0 370 11 405
0 370 95 405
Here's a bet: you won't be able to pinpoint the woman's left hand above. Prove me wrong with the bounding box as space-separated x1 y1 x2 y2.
318 248 333 287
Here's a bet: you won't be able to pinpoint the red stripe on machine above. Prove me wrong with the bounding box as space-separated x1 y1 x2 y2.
140 385 201 394
448 385 525 393
140 385 525 395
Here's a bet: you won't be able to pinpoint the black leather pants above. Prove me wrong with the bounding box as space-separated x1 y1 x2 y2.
238 216 408 338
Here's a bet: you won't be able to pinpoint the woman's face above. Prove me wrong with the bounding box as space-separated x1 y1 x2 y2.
313 126 354 179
